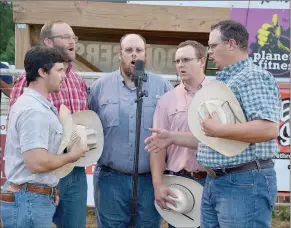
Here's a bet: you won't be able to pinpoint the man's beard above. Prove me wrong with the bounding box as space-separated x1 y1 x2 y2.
120 60 132 78
53 43 74 62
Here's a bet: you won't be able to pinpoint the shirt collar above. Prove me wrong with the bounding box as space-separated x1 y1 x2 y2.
178 76 208 94
66 62 72 74
217 58 249 80
23 88 54 110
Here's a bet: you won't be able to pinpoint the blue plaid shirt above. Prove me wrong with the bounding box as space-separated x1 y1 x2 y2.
197 59 281 169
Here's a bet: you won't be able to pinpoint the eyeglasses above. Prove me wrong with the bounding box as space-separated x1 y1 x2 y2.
48 34 78 42
173 57 198 64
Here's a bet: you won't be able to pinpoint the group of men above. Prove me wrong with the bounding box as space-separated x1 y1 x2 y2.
0 18 281 228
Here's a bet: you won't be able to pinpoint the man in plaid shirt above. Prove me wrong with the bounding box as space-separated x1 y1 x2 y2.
145 20 281 228
9 21 88 228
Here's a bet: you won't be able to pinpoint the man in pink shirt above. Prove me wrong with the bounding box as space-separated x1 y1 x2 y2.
149 41 208 227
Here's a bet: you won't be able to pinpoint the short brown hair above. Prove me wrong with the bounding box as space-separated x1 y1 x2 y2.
40 20 66 44
177 40 207 59
120 33 147 48
211 20 249 51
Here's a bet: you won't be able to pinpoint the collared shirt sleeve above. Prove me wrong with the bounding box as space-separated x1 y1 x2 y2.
9 73 27 109
237 71 281 123
88 80 99 114
17 109 50 153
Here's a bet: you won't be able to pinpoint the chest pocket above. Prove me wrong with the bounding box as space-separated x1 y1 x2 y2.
99 98 119 128
50 124 63 154
168 106 188 131
143 97 157 129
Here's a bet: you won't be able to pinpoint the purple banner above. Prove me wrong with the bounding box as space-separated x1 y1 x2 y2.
230 8 290 78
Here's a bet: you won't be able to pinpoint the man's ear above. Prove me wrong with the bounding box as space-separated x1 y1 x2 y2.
43 38 54 48
228 39 237 51
38 68 47 79
200 57 206 69
118 48 122 60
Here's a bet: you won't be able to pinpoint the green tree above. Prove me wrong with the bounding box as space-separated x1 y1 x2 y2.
0 1 15 64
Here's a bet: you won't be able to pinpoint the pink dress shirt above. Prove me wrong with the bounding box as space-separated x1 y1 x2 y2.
153 79 210 172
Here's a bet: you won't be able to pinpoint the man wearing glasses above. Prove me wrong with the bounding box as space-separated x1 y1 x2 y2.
146 41 208 228
145 20 281 228
8 21 88 228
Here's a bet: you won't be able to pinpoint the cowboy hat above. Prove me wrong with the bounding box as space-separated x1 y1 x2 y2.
55 105 104 178
188 80 249 157
72 110 104 167
155 175 203 228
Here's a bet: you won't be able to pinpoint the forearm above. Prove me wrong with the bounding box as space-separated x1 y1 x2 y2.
219 120 279 143
171 131 198 149
24 150 73 173
0 80 13 97
150 149 167 186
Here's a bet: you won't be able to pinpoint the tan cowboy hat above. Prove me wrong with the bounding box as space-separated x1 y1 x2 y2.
155 175 203 228
188 80 249 157
55 105 104 178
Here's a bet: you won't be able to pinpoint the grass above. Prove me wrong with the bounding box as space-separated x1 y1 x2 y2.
83 207 290 228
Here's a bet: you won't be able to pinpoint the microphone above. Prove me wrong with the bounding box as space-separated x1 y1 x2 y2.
131 60 145 87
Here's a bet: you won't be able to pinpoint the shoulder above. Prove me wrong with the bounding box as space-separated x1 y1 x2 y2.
91 70 118 89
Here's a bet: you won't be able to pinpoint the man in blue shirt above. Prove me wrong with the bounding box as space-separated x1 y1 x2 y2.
89 33 173 228
0 62 13 100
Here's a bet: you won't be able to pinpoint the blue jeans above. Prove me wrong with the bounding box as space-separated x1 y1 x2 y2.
168 173 206 228
53 167 87 228
1 183 55 228
201 164 277 228
93 166 161 228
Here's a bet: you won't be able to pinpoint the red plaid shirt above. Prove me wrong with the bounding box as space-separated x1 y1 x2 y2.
9 64 88 114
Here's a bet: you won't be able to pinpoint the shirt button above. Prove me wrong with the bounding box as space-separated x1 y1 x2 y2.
131 115 134 119
129 158 133 161
130 144 133 147
130 130 133 133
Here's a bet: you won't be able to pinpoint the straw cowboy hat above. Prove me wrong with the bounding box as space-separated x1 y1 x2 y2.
155 175 203 228
188 80 249 157
55 104 104 178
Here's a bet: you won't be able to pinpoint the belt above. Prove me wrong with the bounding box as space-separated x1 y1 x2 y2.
164 169 207 180
100 165 151 177
0 183 58 203
205 159 273 178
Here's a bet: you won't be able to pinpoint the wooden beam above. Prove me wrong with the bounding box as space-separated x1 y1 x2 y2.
15 23 31 69
13 1 229 33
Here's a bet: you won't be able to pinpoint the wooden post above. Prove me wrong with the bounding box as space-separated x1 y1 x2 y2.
15 23 31 69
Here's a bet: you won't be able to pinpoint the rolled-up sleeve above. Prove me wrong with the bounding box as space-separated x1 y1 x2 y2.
237 71 281 123
17 109 50 153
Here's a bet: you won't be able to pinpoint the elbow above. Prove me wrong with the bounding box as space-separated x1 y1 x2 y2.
25 163 48 174
266 123 279 141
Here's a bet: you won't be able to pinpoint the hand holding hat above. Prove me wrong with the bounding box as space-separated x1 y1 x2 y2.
188 80 250 157
155 175 203 228
55 105 104 178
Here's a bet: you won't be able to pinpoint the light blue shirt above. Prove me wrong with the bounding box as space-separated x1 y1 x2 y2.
5 88 62 187
89 69 173 173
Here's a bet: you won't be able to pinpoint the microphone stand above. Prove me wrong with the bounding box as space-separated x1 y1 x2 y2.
129 72 148 228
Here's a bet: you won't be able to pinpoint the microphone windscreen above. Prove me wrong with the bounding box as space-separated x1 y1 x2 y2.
134 60 144 72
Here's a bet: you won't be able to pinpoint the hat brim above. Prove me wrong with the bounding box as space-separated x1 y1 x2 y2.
72 110 104 167
155 175 203 228
55 104 75 179
188 80 249 157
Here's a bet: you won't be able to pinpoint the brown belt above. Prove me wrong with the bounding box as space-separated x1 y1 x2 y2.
164 169 207 180
0 183 58 203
